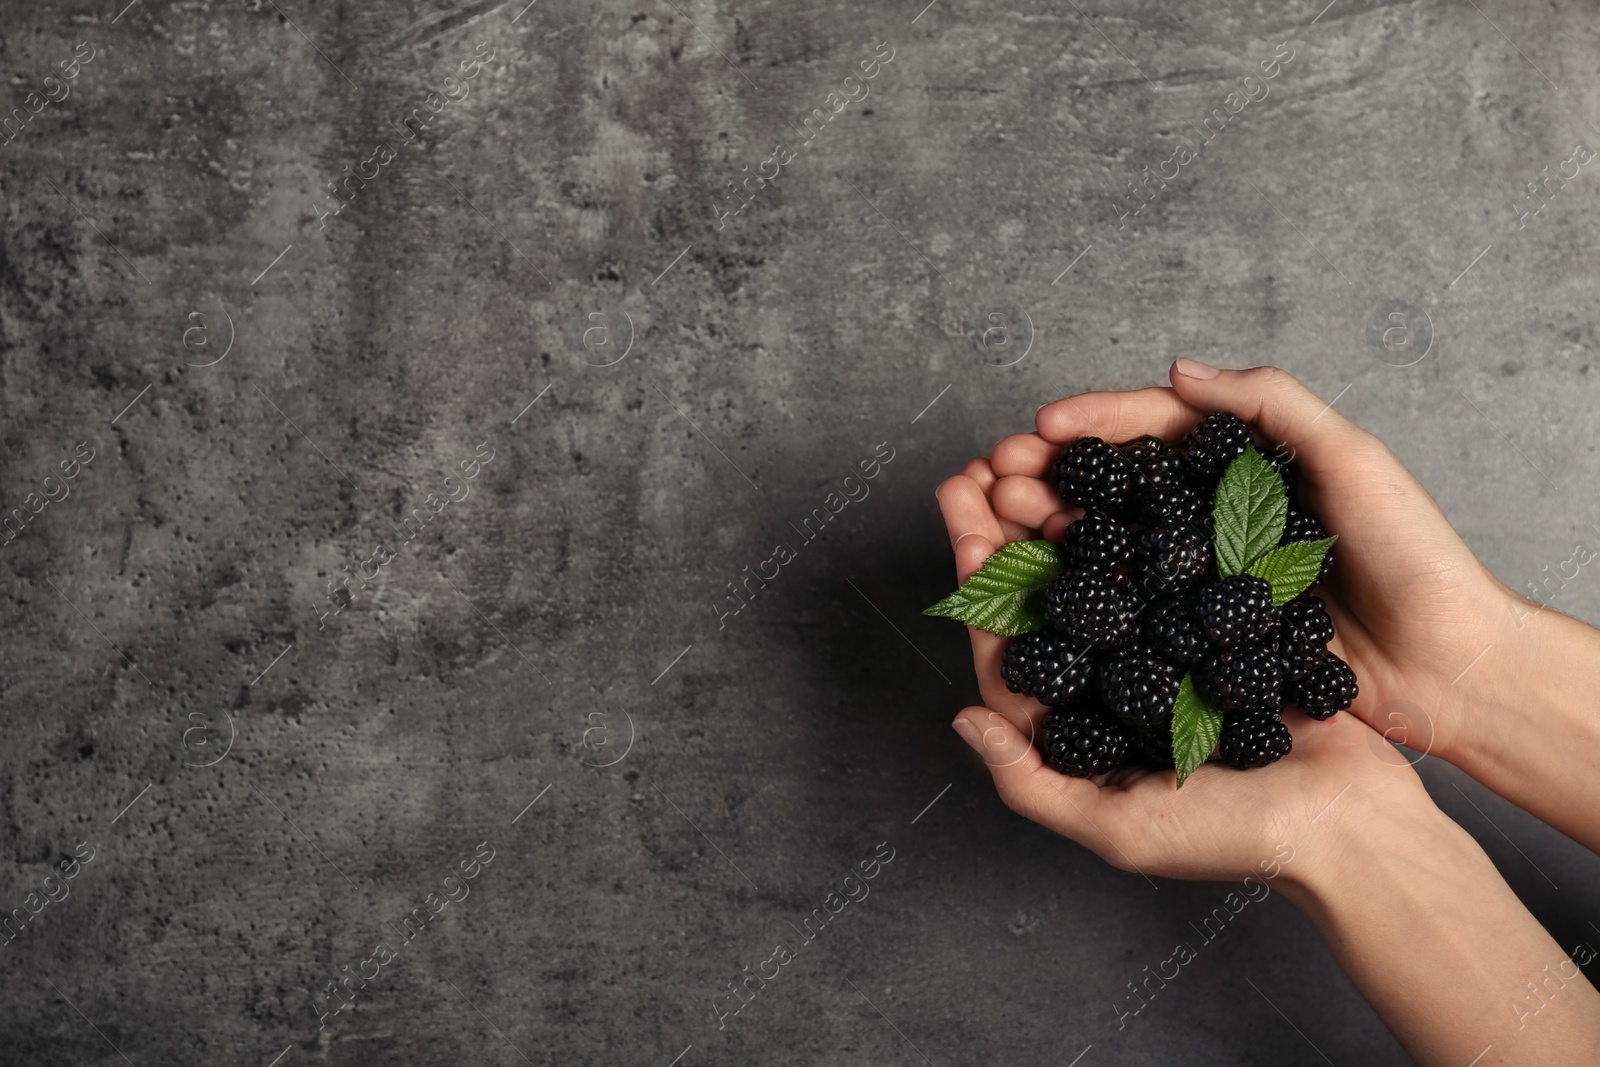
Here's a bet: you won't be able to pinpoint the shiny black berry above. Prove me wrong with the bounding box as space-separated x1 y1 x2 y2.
1182 411 1253 481
1139 593 1209 667
1001 631 1096 707
1053 437 1136 514
1130 726 1177 769
1116 434 1167 461
1265 445 1299 494
1197 643 1283 711
1281 508 1333 584
1286 654 1357 719
1124 445 1209 529
1132 526 1211 596
1040 703 1132 777
1279 596 1335 679
1096 648 1182 739
1196 575 1280 647
1059 513 1136 572
1219 707 1293 768
1138 481 1212 531
1044 570 1141 648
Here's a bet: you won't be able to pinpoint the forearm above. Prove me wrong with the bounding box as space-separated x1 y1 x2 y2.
1282 808 1600 1065
1445 600 1600 853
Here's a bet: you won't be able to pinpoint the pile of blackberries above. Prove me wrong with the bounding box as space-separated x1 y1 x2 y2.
1002 413 1357 778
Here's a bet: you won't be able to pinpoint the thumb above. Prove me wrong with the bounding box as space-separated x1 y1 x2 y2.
952 706 1106 836
1167 360 1385 480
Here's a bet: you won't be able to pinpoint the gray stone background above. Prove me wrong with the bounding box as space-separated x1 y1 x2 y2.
2 0 1599 1063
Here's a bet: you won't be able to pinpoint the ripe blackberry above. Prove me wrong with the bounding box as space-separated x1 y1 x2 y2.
1279 596 1335 679
1053 437 1136 513
1265 445 1299 494
1116 434 1166 461
1127 439 1182 480
1123 445 1209 530
1059 513 1136 572
1197 644 1282 711
1139 593 1209 667
1044 570 1141 648
1182 411 1253 481
1219 707 1293 768
1040 703 1132 777
1196 575 1280 647
1137 481 1212 530
1096 648 1182 739
1000 631 1096 707
1286 654 1357 719
1281 507 1333 583
1131 727 1176 769
1132 526 1210 595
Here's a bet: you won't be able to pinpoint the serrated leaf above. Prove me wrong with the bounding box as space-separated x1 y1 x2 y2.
1246 536 1338 605
924 540 1063 636
1213 446 1288 577
1171 673 1224 788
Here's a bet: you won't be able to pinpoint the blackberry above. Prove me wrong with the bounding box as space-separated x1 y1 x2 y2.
1196 575 1280 647
1040 703 1132 777
1182 411 1253 481
1286 654 1357 719
1059 513 1136 572
1044 570 1141 648
1116 434 1166 461
1125 446 1211 530
1000 631 1096 706
1132 526 1210 596
1126 442 1185 487
1131 726 1176 769
1139 593 1209 667
1219 707 1293 768
1197 644 1282 711
1096 648 1182 739
1137 481 1212 531
1265 446 1298 494
1053 437 1136 514
1281 508 1333 584
1279 596 1335 679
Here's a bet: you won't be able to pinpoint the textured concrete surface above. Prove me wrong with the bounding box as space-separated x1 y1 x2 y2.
2 0 1600 1064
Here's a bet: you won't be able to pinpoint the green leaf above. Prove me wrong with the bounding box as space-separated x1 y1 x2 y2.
1171 673 1224 788
1246 536 1338 605
924 539 1062 636
1213 445 1288 577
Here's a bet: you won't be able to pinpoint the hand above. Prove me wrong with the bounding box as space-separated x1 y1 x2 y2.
935 456 1439 887
981 360 1515 767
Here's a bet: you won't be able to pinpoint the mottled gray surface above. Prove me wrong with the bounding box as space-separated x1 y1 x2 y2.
2 0 1599 1063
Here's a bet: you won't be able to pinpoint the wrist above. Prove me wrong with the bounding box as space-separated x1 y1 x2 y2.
1447 591 1600 773
1277 796 1478 918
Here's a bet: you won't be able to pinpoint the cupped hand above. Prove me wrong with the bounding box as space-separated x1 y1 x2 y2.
982 360 1515 766
936 461 1439 885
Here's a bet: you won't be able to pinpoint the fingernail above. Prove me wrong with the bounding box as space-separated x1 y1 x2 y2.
952 716 983 752
1173 357 1219 380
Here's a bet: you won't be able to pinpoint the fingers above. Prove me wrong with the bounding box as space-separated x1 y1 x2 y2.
961 457 997 493
936 474 1006 555
952 707 1110 844
993 475 1074 534
954 531 996 583
990 433 1058 479
935 479 1049 725
1167 360 1386 478
952 533 1049 726
1041 513 1074 542
1036 386 1203 445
